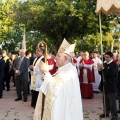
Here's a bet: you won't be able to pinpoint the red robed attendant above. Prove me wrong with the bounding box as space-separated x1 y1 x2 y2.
79 51 95 98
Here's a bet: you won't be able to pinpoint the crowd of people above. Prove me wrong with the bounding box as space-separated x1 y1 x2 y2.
0 39 120 120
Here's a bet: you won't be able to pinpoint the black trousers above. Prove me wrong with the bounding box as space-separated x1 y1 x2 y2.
3 75 10 90
103 92 118 119
0 78 3 97
15 77 28 99
10 74 16 87
31 90 39 108
28 72 31 94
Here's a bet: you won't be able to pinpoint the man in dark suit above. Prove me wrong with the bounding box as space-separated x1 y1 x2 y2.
98 51 118 120
0 52 5 98
13 49 30 102
25 50 35 94
2 50 10 91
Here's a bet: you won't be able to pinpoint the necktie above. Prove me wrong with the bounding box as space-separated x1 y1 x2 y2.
18 58 23 70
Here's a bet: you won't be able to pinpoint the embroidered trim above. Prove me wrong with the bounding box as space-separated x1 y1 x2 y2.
43 73 62 120
31 56 44 90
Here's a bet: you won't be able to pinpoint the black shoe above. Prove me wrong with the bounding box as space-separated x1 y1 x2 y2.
0 96 2 99
6 89 10 91
111 117 118 120
15 98 22 101
117 109 120 113
100 113 109 118
31 104 34 107
94 91 99 94
23 99 27 102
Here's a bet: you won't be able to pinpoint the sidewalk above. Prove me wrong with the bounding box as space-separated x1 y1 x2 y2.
83 93 120 120
0 83 120 120
0 84 34 120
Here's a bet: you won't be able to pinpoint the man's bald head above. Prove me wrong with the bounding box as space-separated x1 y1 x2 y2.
19 49 25 58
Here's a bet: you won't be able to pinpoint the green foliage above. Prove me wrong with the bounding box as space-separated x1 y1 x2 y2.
0 0 23 52
82 34 100 51
0 0 119 53
13 0 102 51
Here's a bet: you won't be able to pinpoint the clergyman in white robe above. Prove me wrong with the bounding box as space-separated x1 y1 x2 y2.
33 63 83 120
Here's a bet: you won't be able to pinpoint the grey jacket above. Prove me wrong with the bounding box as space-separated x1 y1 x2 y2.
13 57 30 81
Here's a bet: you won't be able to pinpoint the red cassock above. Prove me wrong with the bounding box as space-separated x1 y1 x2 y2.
72 57 79 76
47 58 56 75
72 57 77 64
114 59 118 63
79 59 95 98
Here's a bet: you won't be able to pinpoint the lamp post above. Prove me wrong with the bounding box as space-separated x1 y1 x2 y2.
20 24 26 51
22 24 26 51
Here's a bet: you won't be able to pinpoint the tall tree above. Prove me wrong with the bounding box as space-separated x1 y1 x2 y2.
13 0 113 51
0 0 23 52
1 0 118 53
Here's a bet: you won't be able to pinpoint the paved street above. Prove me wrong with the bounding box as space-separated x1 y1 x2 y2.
0 83 120 120
0 83 34 120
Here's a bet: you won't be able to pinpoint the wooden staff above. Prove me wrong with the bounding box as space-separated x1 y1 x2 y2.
37 41 48 63
37 41 48 120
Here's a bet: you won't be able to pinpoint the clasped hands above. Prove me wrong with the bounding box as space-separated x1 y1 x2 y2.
15 70 20 76
97 63 103 70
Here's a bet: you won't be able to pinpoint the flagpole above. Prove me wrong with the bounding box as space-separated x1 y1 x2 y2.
99 12 103 57
99 12 107 119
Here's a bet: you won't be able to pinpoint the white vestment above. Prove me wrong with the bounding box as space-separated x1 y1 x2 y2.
76 56 82 75
33 63 83 120
92 57 102 91
30 56 44 91
79 63 93 83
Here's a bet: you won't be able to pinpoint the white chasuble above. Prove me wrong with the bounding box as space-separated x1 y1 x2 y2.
33 63 83 120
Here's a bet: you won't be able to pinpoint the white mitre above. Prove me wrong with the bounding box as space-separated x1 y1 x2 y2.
58 38 75 57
